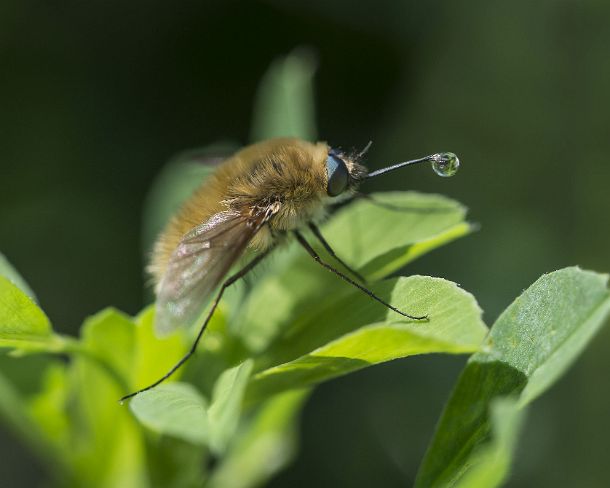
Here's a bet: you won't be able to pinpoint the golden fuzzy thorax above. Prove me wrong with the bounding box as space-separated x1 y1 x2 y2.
149 138 366 286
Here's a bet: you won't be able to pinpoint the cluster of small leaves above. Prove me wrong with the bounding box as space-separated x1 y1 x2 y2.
0 183 482 487
0 51 609 488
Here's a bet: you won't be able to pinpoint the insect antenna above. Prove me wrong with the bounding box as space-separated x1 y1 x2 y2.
119 247 273 403
356 140 373 159
294 231 427 320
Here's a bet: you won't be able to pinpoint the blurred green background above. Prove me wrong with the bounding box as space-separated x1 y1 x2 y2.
1 0 609 486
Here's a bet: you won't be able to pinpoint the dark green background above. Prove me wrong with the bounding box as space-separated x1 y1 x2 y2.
2 1 609 486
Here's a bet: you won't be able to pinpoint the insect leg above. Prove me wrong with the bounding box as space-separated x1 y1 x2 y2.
307 222 367 284
294 231 427 320
119 249 272 403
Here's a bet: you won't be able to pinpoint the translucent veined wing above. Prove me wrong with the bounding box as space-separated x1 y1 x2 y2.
154 210 264 336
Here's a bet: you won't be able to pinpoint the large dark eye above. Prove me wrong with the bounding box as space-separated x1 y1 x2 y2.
326 151 349 196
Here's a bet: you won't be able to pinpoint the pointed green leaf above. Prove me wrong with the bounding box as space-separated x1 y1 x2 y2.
0 276 61 352
416 267 610 487
0 252 36 300
246 276 487 403
208 359 254 454
129 382 210 446
250 49 317 142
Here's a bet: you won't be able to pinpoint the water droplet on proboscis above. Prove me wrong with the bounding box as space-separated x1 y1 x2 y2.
430 152 460 177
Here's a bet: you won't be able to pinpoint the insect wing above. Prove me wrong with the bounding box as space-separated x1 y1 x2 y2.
154 210 259 336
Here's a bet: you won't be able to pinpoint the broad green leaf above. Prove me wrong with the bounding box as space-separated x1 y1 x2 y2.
130 306 187 392
416 267 610 488
0 276 62 352
250 48 317 142
236 191 472 353
246 276 487 403
0 251 36 300
208 389 309 488
323 192 470 279
455 398 525 488
208 359 254 454
129 360 253 453
129 382 210 446
81 308 136 388
69 346 148 487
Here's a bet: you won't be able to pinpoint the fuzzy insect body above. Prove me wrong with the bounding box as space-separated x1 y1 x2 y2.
120 138 458 402
148 138 366 337
150 138 365 284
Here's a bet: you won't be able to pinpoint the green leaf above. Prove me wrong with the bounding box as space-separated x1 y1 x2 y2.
246 276 487 404
80 308 136 387
0 369 67 479
208 389 309 488
0 251 36 300
416 267 610 488
322 192 471 279
454 398 525 488
0 276 60 352
129 382 210 446
208 360 254 454
145 436 207 488
27 364 70 451
250 48 318 142
129 360 253 453
130 306 187 392
64 309 148 488
236 191 472 353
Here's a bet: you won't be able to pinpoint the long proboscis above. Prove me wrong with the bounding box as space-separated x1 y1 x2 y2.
366 154 436 179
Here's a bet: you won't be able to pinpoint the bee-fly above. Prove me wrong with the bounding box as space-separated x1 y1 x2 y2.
120 137 459 402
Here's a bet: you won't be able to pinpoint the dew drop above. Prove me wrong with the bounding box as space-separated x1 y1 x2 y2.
430 152 460 177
